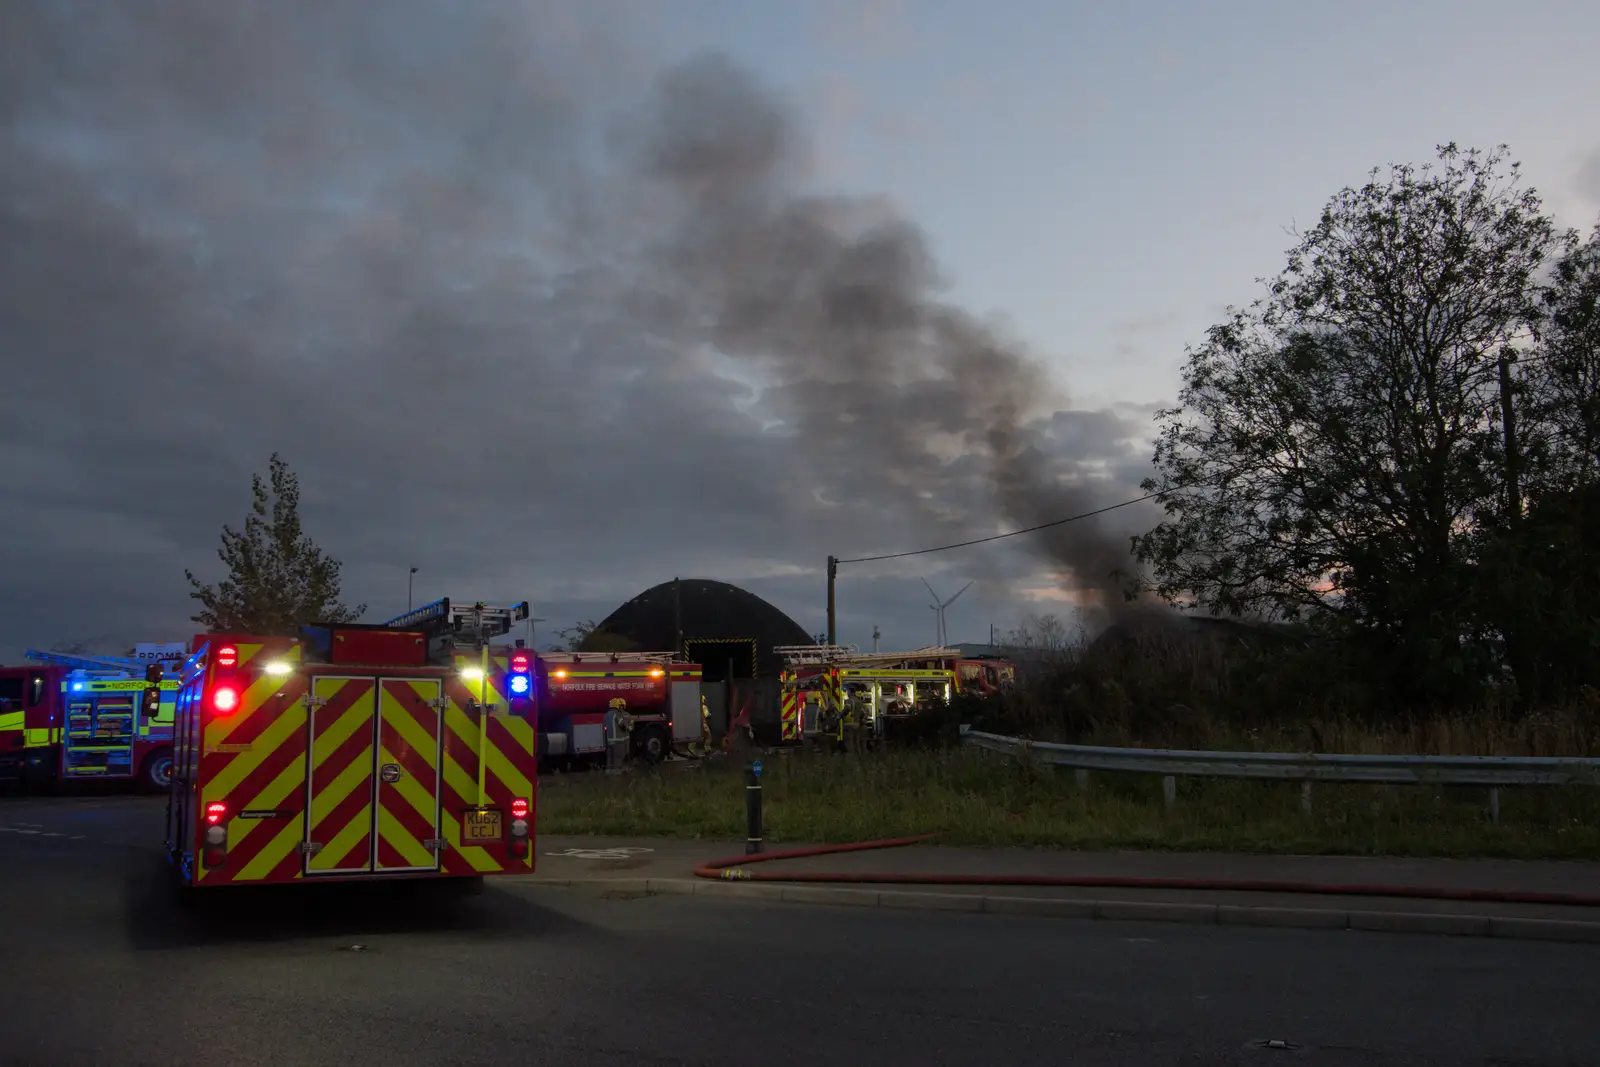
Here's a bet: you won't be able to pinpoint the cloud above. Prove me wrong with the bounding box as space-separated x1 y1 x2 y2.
0 2 1150 663
1578 147 1600 207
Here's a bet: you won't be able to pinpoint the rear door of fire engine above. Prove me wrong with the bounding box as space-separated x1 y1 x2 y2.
302 675 444 875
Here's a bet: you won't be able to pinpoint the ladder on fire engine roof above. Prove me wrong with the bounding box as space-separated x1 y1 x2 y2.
382 598 531 646
774 644 964 668
774 644 858 666
538 651 686 665
24 649 180 679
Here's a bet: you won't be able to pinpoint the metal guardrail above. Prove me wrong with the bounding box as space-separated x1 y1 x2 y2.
961 730 1600 788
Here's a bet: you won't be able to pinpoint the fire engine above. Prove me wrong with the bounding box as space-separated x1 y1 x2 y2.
774 644 1016 744
536 651 704 766
164 598 538 892
0 647 183 790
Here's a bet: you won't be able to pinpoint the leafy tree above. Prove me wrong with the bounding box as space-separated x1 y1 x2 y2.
1499 223 1600 699
185 454 365 634
1133 145 1564 701
548 619 637 654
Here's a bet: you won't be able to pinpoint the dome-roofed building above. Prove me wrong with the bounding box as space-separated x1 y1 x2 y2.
581 578 814 682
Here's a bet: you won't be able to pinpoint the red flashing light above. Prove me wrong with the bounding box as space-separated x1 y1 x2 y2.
510 797 529 819
211 685 239 714
216 645 238 668
205 801 227 825
650 668 664 678
510 653 530 673
553 668 568 679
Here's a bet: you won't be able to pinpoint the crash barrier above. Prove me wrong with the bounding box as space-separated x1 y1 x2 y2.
959 728 1600 822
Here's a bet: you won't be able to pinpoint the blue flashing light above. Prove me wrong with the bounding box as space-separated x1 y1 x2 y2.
508 673 531 696
71 682 84 692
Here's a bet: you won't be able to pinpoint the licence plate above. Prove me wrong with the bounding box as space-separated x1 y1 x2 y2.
464 809 502 841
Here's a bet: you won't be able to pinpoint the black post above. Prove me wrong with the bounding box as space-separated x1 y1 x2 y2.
826 555 838 647
745 764 763 854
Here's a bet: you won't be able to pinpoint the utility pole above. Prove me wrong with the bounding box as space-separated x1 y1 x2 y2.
872 625 880 653
826 555 838 647
408 566 419 611
1499 350 1522 527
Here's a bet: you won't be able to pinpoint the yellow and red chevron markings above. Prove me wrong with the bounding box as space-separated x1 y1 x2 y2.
193 636 536 886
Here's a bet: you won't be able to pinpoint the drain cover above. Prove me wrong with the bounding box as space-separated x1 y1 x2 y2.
1246 1038 1304 1052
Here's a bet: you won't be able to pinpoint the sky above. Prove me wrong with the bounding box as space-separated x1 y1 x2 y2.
3 0 1598 663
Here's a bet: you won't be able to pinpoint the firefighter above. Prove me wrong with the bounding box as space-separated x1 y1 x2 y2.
605 698 632 771
699 694 711 756
835 686 856 754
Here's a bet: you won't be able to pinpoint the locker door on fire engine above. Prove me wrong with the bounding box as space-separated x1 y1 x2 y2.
304 676 378 875
373 678 444 872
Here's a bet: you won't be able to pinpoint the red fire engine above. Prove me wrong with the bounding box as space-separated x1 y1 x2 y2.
535 651 704 766
164 599 538 892
0 648 183 790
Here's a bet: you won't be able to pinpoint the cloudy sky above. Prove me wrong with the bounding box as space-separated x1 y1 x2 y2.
3 0 1598 663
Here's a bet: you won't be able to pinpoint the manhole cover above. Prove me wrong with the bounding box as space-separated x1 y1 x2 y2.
1246 1038 1305 1053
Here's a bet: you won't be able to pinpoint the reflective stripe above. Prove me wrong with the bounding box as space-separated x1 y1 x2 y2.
81 680 181 692
0 711 23 732
23 728 61 747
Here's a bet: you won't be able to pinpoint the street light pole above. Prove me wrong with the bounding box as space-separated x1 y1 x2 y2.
408 566 418 611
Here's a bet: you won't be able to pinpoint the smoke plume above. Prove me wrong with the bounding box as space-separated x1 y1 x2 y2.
619 55 1152 622
1 3 1155 640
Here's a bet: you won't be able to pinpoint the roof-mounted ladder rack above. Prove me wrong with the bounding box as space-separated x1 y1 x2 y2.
538 650 686 665
25 649 181 679
382 598 531 644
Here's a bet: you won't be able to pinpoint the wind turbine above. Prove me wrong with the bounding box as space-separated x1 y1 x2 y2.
921 578 974 648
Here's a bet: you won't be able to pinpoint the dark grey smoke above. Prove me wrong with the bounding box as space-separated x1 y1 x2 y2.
618 55 1153 621
1 3 1155 652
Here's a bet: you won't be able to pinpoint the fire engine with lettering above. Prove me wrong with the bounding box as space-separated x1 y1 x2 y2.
0 644 185 790
535 651 704 767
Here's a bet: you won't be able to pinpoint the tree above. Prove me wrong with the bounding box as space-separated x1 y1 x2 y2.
547 619 637 654
185 454 365 634
1499 223 1600 699
1133 145 1564 701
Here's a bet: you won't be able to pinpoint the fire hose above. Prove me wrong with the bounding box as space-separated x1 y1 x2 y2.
692 833 1600 908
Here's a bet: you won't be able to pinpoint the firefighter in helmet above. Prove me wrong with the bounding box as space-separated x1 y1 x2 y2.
698 694 712 756
606 697 632 770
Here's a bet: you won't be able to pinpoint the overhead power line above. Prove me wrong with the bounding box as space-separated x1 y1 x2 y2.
835 492 1160 565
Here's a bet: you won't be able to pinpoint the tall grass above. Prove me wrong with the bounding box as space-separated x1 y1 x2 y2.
538 746 1600 860
539 620 1600 859
971 620 1600 757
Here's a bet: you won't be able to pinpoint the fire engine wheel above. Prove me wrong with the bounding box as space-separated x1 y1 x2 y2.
633 726 669 765
140 749 175 793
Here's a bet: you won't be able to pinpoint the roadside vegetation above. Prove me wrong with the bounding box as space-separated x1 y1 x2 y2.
537 745 1600 860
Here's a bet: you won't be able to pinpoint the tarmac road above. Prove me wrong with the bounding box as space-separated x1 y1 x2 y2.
1 793 1597 1066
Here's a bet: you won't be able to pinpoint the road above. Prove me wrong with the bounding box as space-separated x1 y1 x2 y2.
1 793 1596 1066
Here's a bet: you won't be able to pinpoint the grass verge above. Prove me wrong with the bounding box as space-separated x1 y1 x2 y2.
537 747 1600 860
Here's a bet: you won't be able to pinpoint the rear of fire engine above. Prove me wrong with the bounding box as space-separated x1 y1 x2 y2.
164 599 538 892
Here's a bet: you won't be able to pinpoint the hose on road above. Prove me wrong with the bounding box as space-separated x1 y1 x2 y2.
692 834 1600 908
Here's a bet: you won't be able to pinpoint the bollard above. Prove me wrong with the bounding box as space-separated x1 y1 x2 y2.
745 761 764 854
